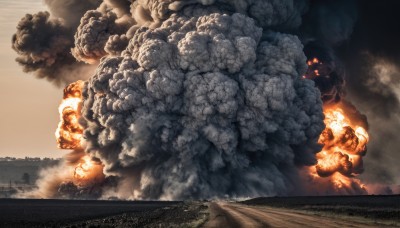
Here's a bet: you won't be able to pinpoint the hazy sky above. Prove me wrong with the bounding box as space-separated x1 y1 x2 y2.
0 1 64 158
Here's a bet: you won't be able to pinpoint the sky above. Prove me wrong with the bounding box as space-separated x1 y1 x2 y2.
0 0 62 158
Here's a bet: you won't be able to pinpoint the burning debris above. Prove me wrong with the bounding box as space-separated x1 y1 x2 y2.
14 0 393 199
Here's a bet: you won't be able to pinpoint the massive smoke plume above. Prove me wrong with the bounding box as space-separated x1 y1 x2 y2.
79 2 326 199
13 0 399 199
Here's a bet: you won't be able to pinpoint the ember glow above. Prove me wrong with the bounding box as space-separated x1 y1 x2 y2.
308 57 321 66
304 57 322 79
55 80 84 149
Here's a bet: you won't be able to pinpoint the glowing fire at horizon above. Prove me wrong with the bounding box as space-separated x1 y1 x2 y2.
303 57 322 79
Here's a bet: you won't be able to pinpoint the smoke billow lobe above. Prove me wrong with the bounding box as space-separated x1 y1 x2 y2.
12 0 101 86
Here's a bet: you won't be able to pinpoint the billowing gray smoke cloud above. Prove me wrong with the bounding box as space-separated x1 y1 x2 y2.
12 0 101 86
72 10 127 63
79 2 325 199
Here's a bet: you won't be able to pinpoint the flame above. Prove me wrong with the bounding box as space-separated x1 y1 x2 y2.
305 165 366 193
55 81 105 186
307 57 320 66
74 156 94 180
302 56 370 193
73 155 105 185
55 81 84 149
311 104 369 191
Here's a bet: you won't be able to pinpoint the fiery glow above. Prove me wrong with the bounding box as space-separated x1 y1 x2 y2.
304 57 322 79
55 81 84 149
74 155 105 185
74 156 94 180
302 56 370 193
307 57 320 66
312 104 369 190
55 80 106 189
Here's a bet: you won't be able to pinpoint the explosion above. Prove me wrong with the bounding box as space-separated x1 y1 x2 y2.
73 155 105 186
317 107 369 177
302 55 369 194
55 80 105 192
55 80 84 149
13 0 384 199
311 103 369 192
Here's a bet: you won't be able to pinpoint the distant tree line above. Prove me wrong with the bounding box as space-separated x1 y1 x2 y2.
0 157 60 162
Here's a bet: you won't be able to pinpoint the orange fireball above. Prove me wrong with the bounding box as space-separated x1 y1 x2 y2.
74 155 105 185
310 102 369 191
317 106 369 176
55 80 106 187
55 80 84 149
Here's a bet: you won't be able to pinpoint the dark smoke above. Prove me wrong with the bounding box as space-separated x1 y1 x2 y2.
13 0 399 199
299 0 357 46
303 42 345 103
298 0 357 104
12 0 101 86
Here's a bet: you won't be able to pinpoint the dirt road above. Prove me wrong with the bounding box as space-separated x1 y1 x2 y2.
204 202 393 228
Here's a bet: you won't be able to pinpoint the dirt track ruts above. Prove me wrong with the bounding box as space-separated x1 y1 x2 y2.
204 202 394 228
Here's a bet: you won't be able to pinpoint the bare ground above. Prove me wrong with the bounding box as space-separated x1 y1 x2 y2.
204 202 399 227
64 201 209 228
1 196 399 227
0 199 179 228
